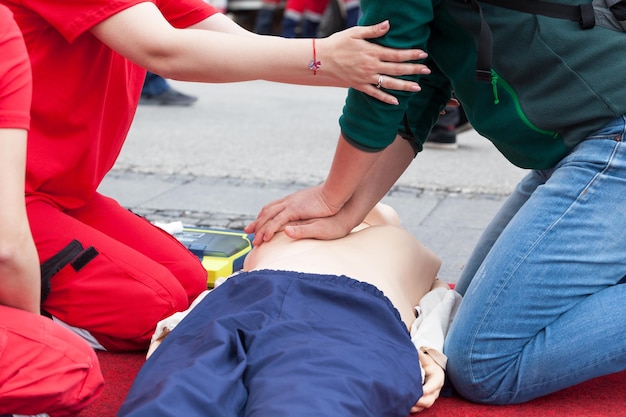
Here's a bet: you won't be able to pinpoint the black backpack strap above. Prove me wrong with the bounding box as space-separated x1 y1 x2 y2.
480 0 596 28
469 0 495 82
469 0 597 82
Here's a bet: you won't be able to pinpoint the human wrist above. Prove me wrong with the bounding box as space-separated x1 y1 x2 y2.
319 182 348 215
310 38 334 81
419 346 448 371
308 38 321 75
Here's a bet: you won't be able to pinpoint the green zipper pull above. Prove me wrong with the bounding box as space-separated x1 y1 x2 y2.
491 70 500 104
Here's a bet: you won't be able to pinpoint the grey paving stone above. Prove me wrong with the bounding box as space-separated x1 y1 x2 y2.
98 170 510 284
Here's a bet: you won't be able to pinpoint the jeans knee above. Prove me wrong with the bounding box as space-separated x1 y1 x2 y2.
445 340 524 405
445 333 522 404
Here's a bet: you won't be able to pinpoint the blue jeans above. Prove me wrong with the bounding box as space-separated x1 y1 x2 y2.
445 115 626 404
141 71 170 95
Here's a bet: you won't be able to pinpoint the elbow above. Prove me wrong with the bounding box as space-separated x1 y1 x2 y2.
0 239 22 267
0 228 37 270
140 54 179 80
136 33 192 80
142 54 181 80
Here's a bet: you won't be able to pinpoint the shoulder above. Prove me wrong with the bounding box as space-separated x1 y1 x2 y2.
0 5 31 129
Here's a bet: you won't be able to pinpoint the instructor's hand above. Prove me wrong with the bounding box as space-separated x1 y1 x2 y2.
322 20 430 105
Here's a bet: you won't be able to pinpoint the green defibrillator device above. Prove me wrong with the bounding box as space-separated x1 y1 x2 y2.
174 227 253 288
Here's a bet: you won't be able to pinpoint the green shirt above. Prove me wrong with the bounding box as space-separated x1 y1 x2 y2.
339 0 626 169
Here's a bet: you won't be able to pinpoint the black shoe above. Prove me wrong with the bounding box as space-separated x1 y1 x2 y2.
424 126 458 150
454 105 472 133
139 88 198 106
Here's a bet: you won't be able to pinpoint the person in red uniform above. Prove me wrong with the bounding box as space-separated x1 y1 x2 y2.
0 5 104 415
1 0 429 353
255 0 361 37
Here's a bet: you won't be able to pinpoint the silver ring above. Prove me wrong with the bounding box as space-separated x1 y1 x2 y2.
376 75 384 89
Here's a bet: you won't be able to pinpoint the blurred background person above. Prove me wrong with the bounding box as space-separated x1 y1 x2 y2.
254 0 360 38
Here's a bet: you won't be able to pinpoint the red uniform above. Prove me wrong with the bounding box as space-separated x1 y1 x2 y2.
1 0 218 351
0 5 103 415
256 0 360 37
286 0 330 17
0 4 29 130
261 0 357 16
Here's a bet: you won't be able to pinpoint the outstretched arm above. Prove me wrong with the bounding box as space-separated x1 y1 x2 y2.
90 3 430 105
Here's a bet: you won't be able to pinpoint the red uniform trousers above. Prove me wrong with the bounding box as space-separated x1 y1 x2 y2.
0 305 104 416
261 0 359 14
261 0 329 16
255 0 359 36
26 193 207 352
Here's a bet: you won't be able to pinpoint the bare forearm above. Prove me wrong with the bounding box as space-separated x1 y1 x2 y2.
261 135 415 242
0 132 41 314
91 4 428 104
163 14 322 83
322 135 383 211
151 31 338 84
339 135 415 228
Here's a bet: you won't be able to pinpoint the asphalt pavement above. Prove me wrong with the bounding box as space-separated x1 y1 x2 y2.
98 80 529 283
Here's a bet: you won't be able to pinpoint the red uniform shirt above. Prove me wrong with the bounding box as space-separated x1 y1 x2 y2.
0 4 31 130
1 0 217 208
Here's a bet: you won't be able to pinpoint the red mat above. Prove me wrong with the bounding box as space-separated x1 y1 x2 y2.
79 351 626 417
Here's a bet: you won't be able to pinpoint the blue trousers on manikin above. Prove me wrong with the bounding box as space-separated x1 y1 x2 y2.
118 270 422 417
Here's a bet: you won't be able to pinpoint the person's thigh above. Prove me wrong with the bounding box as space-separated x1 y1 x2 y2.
67 193 207 300
455 170 545 295
27 195 206 351
446 134 626 404
0 306 103 416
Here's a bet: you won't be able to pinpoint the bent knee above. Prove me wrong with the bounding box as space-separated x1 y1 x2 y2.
446 348 527 405
57 348 104 415
0 318 104 415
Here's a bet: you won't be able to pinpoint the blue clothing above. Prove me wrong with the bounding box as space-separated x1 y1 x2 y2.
445 115 626 404
141 72 170 96
118 270 422 417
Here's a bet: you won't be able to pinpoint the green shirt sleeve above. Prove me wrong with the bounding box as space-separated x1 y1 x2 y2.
339 0 447 151
399 62 452 144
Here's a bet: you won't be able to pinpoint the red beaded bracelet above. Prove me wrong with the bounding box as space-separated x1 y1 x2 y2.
308 38 321 75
